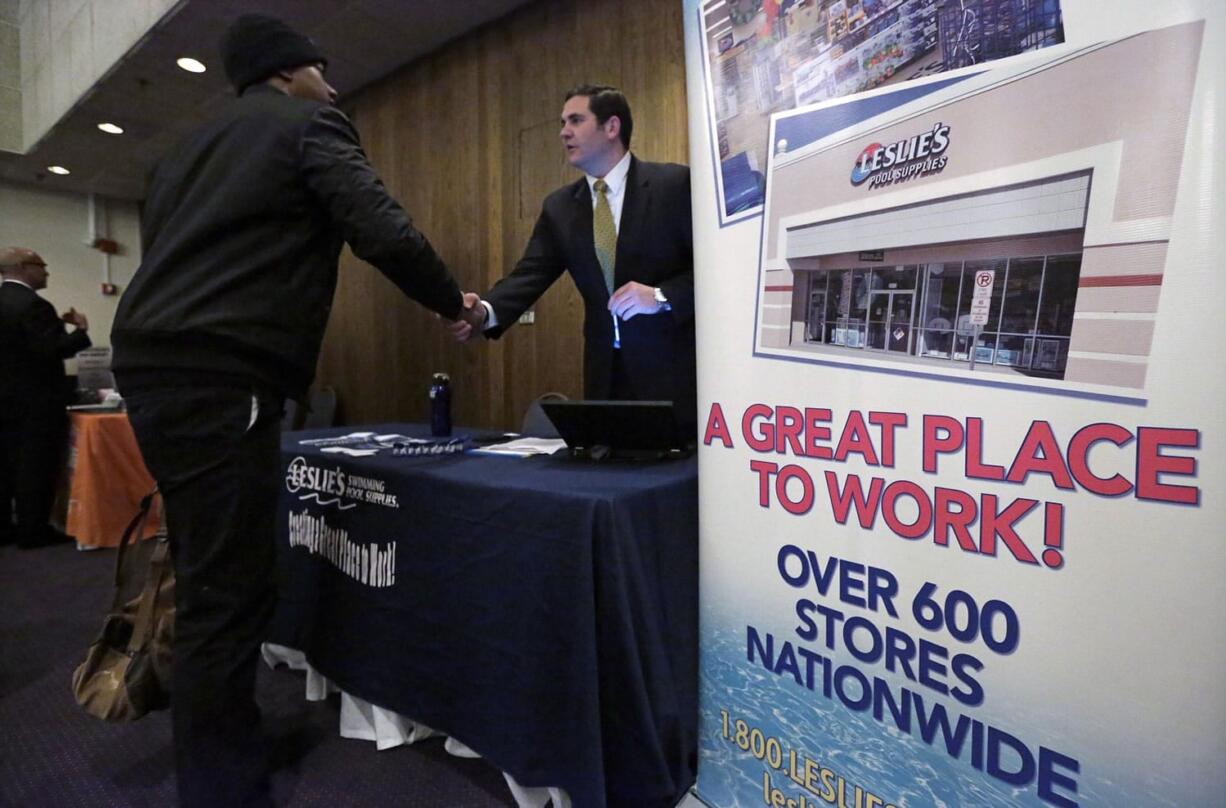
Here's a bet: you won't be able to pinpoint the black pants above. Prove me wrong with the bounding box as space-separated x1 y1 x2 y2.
0 397 68 544
609 353 698 438
124 385 282 808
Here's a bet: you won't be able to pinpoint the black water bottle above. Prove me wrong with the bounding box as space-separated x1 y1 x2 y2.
429 372 452 437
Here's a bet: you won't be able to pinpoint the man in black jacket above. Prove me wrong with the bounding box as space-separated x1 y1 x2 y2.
0 247 91 548
112 15 480 807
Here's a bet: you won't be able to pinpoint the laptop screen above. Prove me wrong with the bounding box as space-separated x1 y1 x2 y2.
540 400 689 454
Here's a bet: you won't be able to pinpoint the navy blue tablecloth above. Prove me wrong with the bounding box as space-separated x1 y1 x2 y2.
270 425 698 808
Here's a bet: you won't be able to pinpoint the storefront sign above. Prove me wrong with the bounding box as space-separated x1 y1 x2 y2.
850 123 950 189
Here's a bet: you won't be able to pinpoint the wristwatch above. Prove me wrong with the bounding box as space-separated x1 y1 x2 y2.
653 286 671 312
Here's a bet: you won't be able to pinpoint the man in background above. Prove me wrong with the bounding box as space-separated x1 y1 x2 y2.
111 14 480 807
0 247 90 549
451 84 697 433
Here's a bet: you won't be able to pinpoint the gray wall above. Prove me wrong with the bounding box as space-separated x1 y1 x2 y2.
8 0 177 152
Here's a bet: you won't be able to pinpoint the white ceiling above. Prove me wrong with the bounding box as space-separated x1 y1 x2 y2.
0 0 534 200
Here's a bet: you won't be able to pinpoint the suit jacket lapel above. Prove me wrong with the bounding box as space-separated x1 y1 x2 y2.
567 178 603 297
615 156 648 289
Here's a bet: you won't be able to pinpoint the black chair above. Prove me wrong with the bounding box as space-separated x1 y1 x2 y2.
301 386 337 429
520 392 568 438
280 399 301 431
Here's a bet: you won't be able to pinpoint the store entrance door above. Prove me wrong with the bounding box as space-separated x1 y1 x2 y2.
887 292 913 353
805 289 827 343
867 291 914 353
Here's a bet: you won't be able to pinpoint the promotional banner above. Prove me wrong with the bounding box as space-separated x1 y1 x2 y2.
683 1 1225 806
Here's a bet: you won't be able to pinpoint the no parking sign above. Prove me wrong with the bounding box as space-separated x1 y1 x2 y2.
970 269 995 326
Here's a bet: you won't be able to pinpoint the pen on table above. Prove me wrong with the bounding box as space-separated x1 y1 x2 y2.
612 312 621 349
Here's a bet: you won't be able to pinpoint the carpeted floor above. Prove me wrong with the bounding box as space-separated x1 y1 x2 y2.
0 541 517 807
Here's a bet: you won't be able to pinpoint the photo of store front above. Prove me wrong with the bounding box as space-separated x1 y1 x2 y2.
754 21 1203 394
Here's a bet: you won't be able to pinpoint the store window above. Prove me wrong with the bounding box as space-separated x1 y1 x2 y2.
917 263 961 359
958 260 1006 363
831 269 870 348
800 251 1082 377
805 274 828 343
994 257 1044 369
1031 255 1081 374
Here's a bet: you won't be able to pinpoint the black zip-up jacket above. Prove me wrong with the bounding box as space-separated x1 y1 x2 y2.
112 84 463 398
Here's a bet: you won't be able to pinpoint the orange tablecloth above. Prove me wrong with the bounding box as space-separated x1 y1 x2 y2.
66 411 160 548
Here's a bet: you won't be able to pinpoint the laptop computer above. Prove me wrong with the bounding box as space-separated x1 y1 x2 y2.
540 400 691 458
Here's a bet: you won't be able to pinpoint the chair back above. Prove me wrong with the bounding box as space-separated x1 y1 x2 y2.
280 399 300 431
302 386 338 429
521 392 568 438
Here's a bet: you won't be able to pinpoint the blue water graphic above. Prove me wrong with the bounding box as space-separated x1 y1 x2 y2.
694 621 1187 807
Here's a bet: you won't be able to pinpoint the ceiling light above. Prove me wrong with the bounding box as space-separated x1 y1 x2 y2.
177 57 206 73
98 122 124 134
47 166 71 175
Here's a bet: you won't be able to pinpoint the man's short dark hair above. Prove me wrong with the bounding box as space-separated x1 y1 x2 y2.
565 84 633 150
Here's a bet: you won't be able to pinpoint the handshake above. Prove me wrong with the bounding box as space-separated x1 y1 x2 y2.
443 282 666 343
446 292 488 343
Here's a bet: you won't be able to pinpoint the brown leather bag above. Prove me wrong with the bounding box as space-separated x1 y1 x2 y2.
72 490 175 721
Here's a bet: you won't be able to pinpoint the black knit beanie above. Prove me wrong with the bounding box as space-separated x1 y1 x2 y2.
220 14 327 95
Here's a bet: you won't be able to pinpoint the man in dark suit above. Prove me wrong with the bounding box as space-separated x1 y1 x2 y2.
451 84 696 431
0 247 91 548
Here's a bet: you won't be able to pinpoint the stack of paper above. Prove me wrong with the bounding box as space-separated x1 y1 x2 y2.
469 437 566 457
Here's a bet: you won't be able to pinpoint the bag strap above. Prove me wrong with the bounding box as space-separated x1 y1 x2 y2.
128 536 171 654
110 487 160 611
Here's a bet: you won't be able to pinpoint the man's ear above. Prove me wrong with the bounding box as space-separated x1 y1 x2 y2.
604 114 621 141
275 68 296 82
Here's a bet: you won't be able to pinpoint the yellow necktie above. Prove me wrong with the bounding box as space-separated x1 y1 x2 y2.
593 178 616 294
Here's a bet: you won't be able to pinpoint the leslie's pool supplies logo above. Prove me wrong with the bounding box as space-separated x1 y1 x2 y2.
851 122 950 189
286 456 347 497
284 456 399 510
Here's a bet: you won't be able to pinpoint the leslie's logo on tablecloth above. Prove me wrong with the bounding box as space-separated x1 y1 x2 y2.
284 456 399 509
286 456 347 496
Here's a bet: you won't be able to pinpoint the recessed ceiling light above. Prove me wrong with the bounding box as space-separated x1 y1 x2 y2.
98 122 124 134
47 166 71 175
177 57 206 73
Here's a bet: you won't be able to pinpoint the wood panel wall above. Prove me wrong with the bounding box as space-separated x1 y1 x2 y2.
313 0 689 431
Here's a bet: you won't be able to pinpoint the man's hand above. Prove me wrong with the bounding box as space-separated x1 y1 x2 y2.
608 281 661 320
61 307 88 331
448 292 487 342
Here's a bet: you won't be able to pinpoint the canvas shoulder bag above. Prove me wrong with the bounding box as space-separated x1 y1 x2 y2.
71 489 175 721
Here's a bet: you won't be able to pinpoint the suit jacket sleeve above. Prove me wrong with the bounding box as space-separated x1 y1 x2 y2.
300 105 463 320
21 296 91 362
482 196 570 339
655 164 694 325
